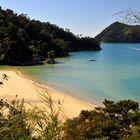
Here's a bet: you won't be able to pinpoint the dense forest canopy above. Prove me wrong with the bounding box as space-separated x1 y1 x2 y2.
0 7 101 65
95 22 140 43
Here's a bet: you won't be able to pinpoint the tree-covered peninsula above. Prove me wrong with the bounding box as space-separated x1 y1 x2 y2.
95 22 140 43
0 7 101 65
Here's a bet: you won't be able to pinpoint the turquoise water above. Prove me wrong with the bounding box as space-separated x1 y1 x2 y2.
1 43 140 106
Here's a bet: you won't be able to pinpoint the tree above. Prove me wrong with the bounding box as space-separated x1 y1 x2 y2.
0 87 65 139
47 50 56 64
0 7 101 65
114 9 140 24
64 99 140 139
0 97 32 139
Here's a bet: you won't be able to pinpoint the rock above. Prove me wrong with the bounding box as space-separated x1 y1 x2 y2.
46 58 56 64
89 59 96 61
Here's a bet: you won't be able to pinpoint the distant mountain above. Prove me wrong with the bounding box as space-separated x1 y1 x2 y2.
95 22 140 43
0 7 101 65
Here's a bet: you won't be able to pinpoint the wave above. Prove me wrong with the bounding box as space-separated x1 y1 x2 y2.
129 47 140 51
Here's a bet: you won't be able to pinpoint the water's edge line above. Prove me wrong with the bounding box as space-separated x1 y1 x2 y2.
15 70 97 108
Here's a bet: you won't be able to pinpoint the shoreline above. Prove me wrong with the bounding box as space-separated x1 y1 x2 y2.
0 70 96 118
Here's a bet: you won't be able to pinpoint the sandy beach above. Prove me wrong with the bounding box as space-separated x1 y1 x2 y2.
0 70 96 118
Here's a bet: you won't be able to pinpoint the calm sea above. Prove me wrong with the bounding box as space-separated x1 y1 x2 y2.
1 43 140 106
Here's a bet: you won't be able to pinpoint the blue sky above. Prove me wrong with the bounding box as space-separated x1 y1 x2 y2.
0 0 140 37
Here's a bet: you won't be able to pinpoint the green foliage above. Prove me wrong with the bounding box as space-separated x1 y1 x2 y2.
30 89 65 140
95 22 140 43
46 50 56 64
0 97 32 140
65 99 140 140
47 50 56 59
0 89 65 140
0 95 140 139
0 7 101 65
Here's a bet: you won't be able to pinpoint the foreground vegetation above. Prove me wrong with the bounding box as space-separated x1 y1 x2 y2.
65 99 140 140
0 94 140 140
0 7 101 65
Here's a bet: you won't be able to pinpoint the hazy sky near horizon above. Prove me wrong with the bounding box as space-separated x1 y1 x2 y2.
0 0 140 37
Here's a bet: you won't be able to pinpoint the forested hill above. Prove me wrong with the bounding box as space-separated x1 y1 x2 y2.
0 7 101 65
95 22 140 43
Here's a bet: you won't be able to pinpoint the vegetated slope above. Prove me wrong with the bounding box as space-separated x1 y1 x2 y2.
95 22 140 43
0 7 101 65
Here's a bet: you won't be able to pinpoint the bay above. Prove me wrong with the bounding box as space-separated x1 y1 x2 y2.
1 43 140 106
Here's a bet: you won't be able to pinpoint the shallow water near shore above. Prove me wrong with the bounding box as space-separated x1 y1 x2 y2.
1 43 140 106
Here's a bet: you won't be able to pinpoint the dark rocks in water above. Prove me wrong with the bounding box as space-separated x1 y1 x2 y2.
45 58 56 64
89 59 96 61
